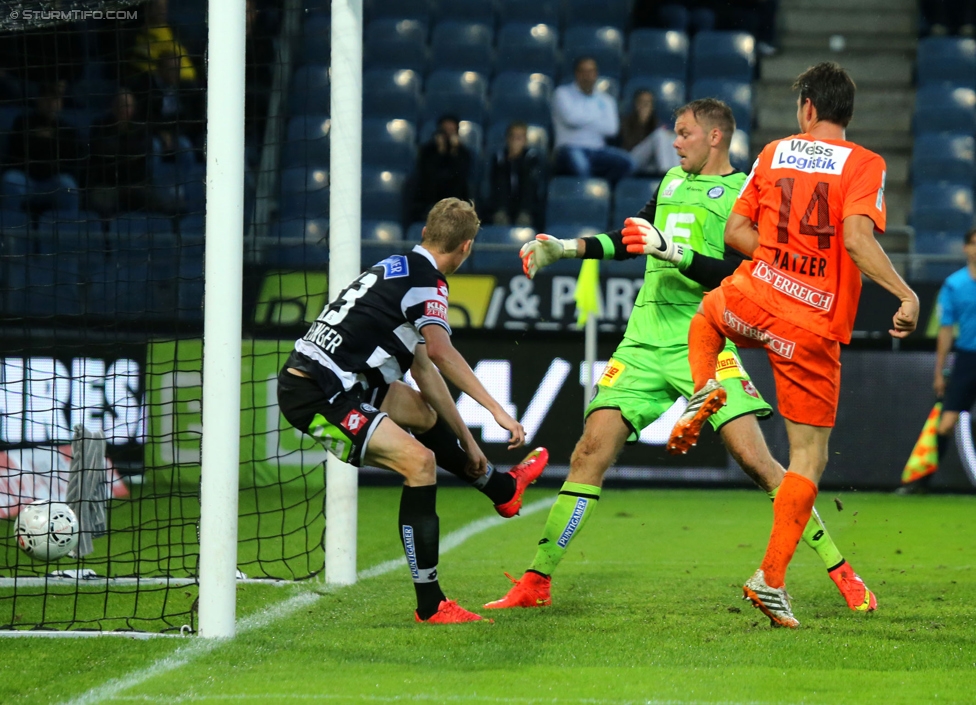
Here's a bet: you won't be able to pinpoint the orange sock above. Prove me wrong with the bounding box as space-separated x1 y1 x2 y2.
688 313 724 391
760 472 818 588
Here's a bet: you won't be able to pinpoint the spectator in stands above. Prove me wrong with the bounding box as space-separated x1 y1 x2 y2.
138 49 205 164
128 0 199 82
1 82 81 214
87 88 183 216
552 57 634 184
619 89 681 176
922 0 976 36
482 121 545 230
412 114 473 223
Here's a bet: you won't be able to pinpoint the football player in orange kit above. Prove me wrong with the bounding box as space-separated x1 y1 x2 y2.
666 62 919 627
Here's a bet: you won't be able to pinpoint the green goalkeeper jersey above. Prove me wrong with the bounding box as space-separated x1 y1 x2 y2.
623 166 746 348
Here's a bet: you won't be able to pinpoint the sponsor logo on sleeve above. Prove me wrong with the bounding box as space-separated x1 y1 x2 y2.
598 359 626 387
715 351 743 381
707 186 725 199
437 281 449 299
662 177 685 198
340 409 368 435
741 379 760 398
722 309 796 359
752 260 835 312
771 139 851 175
425 300 448 321
380 255 409 279
875 169 886 211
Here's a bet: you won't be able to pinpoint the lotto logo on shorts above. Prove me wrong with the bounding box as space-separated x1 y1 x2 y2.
425 300 448 321
752 261 835 312
723 309 796 359
741 379 760 399
598 360 626 387
341 409 368 435
715 351 742 381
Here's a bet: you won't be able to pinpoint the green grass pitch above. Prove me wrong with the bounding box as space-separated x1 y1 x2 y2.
2 486 975 704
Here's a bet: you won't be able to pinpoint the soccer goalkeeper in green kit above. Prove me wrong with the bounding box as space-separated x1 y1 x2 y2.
485 99 877 615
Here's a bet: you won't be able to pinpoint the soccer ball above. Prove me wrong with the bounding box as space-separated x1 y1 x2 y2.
14 501 80 561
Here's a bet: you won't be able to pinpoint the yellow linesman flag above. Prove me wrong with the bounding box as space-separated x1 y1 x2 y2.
902 402 942 484
575 259 601 328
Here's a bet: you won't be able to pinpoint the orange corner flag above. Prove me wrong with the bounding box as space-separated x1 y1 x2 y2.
902 402 942 484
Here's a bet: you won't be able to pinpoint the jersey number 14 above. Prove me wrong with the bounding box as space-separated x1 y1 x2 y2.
775 178 834 250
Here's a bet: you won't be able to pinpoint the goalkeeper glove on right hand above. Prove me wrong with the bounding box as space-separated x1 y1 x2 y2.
519 234 578 279
621 217 686 265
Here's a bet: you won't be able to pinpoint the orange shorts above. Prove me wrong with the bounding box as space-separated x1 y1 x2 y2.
700 281 841 427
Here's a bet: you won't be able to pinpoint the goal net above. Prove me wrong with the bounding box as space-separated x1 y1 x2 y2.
0 0 329 634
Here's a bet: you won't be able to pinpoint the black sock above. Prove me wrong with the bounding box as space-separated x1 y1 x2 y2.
415 419 516 505
399 484 446 619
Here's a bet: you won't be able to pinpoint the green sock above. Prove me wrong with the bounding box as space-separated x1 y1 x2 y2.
767 487 845 570
529 482 601 576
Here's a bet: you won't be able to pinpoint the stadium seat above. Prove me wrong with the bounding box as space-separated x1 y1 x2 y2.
271 218 329 243
5 254 82 318
917 37 976 89
561 26 625 81
545 177 611 229
406 222 426 240
488 72 553 129
280 167 330 220
691 79 752 131
690 31 755 82
485 122 549 155
422 70 488 125
473 225 535 271
612 177 660 225
497 0 560 27
496 23 559 77
364 19 429 73
301 14 331 63
362 118 418 173
282 114 331 169
362 167 407 222
914 85 976 134
912 133 975 187
363 69 422 121
595 76 621 100
367 0 432 24
430 21 494 74
290 64 331 115
565 0 631 31
627 29 688 82
431 0 495 25
86 258 158 320
910 184 974 232
362 220 408 265
263 242 330 269
112 213 176 238
730 129 751 173
622 77 686 125
914 230 966 256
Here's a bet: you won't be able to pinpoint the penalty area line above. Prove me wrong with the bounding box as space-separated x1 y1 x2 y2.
61 497 555 705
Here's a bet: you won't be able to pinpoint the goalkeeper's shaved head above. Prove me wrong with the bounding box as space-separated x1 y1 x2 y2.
423 198 480 254
675 98 736 149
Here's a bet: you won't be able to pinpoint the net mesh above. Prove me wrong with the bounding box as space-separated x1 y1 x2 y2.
0 0 326 634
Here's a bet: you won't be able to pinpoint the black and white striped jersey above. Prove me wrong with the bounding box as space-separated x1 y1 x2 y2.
289 245 451 393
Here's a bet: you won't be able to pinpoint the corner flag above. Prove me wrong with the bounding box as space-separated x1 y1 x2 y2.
575 259 601 328
902 402 942 484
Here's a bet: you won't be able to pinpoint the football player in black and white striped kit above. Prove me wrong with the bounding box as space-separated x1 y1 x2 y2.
278 198 549 624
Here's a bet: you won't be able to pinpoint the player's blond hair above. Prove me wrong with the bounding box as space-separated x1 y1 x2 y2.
422 198 480 253
675 98 735 148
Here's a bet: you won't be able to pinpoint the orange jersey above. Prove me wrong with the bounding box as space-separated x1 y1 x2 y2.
728 133 887 343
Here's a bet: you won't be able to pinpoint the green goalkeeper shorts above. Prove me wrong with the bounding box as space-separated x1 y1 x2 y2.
585 338 772 443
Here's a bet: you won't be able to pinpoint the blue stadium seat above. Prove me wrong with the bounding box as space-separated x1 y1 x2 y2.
362 167 407 222
362 118 417 172
423 70 488 124
301 14 331 63
271 217 329 243
691 79 752 130
565 0 631 31
545 177 611 229
86 258 157 320
406 222 425 240
690 31 755 82
367 0 431 24
912 133 975 187
730 129 751 173
111 213 176 237
917 37 976 89
152 161 206 213
280 167 330 219
594 76 621 100
5 254 82 318
290 64 331 115
431 0 495 25
364 19 429 73
497 0 560 26
496 23 559 77
430 21 494 74
910 184 974 232
562 26 625 81
914 230 967 255
263 242 330 269
473 225 535 271
627 29 688 82
622 77 686 125
362 220 408 265
612 177 659 225
485 122 549 155
489 72 553 128
914 85 976 134
176 255 205 321
282 115 331 169
363 69 422 121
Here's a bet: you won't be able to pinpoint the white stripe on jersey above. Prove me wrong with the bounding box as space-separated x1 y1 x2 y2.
294 339 363 391
400 286 452 334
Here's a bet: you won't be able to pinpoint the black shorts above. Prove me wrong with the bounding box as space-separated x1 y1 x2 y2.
277 367 389 467
944 350 976 413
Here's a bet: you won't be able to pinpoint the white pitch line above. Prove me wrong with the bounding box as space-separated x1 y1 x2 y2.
61 498 555 705
105 694 782 705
